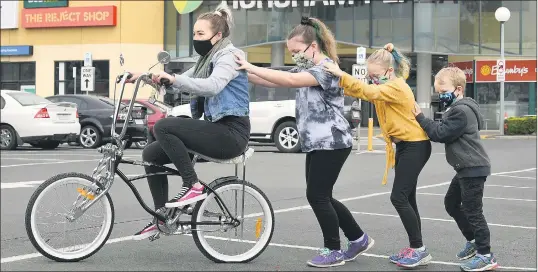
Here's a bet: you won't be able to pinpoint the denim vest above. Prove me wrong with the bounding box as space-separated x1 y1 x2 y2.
189 49 250 122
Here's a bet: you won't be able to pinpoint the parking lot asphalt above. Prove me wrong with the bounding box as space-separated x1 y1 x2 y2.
1 138 536 271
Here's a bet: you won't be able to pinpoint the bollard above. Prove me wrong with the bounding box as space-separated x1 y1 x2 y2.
367 118 373 151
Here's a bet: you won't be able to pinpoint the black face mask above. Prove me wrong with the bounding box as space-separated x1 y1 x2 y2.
193 32 218 56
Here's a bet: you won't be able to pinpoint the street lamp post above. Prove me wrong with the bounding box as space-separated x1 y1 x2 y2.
495 7 510 135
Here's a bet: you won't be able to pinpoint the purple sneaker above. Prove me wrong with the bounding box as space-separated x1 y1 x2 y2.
343 234 375 261
306 248 345 268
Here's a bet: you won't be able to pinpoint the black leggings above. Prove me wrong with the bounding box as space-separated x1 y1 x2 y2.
390 140 431 249
142 117 249 210
306 147 364 250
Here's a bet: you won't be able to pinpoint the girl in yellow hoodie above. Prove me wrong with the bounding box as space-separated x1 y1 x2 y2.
323 43 432 268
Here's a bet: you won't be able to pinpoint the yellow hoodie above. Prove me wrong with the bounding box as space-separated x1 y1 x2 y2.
339 73 429 185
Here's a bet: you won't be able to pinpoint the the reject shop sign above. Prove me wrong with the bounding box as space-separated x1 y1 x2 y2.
448 61 474 83
475 60 537 82
21 6 117 28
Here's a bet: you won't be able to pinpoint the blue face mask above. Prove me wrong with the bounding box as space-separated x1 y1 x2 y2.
439 89 458 108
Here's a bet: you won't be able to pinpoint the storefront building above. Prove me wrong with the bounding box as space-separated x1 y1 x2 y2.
1 0 164 99
164 0 537 129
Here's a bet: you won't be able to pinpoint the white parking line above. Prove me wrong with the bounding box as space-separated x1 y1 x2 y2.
494 174 535 180
0 157 69 161
350 211 536 230
418 192 536 202
1 159 98 168
1 174 143 189
486 184 535 189
1 167 535 267
492 168 536 176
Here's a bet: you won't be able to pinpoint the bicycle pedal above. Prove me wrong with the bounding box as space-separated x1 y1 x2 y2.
148 233 160 242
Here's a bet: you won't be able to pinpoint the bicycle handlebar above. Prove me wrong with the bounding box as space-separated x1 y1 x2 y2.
111 72 167 147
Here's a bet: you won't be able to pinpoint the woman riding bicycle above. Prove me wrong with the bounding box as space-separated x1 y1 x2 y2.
126 2 250 240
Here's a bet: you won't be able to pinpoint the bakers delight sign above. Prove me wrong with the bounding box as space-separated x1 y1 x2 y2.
475 60 537 82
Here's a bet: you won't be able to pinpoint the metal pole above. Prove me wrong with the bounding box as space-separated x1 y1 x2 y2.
499 22 505 136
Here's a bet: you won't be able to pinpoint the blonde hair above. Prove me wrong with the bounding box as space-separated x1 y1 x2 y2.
287 17 339 63
367 43 410 80
435 67 467 91
197 1 234 38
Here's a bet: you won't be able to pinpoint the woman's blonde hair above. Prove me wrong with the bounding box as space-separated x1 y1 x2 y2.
287 17 339 63
197 1 234 38
368 43 410 80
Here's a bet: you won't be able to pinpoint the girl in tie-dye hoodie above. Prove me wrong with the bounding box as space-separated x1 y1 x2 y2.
235 16 374 268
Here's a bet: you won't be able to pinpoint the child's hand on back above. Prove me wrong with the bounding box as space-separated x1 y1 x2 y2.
412 102 422 116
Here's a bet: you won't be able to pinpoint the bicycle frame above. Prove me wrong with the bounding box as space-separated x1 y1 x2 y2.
77 71 243 229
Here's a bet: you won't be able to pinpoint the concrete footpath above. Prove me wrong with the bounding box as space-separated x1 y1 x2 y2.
353 127 536 140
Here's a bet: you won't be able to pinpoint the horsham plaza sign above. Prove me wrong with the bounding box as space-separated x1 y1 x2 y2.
232 0 404 9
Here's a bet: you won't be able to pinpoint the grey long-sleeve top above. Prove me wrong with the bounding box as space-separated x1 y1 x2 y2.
170 44 245 97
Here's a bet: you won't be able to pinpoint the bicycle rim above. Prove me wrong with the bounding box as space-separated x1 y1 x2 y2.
26 173 114 262
192 181 274 263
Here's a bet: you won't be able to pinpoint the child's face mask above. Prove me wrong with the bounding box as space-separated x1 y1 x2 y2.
292 43 315 69
439 88 459 107
368 69 390 85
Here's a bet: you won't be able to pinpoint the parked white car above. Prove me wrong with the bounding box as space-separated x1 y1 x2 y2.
167 67 361 153
0 90 80 150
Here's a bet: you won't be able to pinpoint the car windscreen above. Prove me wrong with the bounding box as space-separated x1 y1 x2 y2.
7 92 50 106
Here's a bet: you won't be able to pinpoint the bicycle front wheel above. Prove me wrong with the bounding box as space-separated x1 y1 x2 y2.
191 179 274 263
25 172 115 262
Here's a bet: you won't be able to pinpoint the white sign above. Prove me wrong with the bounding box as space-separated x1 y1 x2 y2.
81 67 95 92
496 59 505 82
84 52 93 67
72 67 76 79
356 47 366 65
352 64 368 83
1 1 19 29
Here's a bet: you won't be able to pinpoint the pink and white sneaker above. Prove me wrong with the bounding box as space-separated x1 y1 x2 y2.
165 185 207 208
133 221 163 240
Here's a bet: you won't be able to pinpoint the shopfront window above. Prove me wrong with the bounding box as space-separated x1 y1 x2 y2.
0 62 36 92
521 0 537 56
476 82 533 130
459 1 480 54
54 60 110 97
372 0 413 51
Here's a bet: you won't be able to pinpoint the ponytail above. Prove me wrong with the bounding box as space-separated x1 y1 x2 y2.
368 43 410 80
288 17 339 63
198 1 234 38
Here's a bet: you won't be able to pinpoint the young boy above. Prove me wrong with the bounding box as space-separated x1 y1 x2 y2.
412 67 498 272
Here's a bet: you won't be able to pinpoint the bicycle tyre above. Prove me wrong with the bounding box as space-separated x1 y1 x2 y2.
191 179 275 263
25 172 115 262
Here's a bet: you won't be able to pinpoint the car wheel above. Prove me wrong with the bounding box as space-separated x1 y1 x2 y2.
31 141 60 150
273 121 301 153
0 124 18 150
79 125 102 149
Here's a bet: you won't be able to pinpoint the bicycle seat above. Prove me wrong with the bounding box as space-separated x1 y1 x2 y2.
186 147 255 165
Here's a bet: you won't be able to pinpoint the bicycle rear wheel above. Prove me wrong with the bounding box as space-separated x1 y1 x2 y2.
25 172 114 262
191 179 274 263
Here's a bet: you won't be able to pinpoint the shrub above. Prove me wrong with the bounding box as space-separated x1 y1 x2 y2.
504 116 537 135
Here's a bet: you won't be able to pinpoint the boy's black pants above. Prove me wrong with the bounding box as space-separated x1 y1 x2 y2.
444 175 491 255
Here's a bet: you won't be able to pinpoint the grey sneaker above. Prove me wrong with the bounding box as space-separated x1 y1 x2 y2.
457 241 477 260
460 253 499 271
343 233 375 261
306 248 345 268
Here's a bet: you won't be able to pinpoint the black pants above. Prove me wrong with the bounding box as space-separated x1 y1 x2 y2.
445 176 491 255
306 147 364 250
390 140 431 249
142 117 249 210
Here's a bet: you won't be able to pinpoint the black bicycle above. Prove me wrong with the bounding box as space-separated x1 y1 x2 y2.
24 51 275 263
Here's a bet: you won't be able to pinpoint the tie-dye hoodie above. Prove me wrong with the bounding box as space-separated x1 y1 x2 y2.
290 59 353 153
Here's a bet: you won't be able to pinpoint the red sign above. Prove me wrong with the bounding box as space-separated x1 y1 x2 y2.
475 60 537 82
21 6 117 28
448 61 474 83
